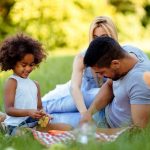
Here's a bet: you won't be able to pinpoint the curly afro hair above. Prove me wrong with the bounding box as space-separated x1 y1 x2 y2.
0 33 47 71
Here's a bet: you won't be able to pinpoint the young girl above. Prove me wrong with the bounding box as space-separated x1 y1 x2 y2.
0 34 71 135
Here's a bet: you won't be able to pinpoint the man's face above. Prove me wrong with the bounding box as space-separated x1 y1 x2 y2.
92 65 123 81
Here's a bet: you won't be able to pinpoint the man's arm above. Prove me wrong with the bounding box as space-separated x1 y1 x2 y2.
131 104 150 128
128 71 150 128
80 79 114 124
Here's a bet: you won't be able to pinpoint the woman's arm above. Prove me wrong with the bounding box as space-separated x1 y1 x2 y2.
4 78 42 119
70 53 87 115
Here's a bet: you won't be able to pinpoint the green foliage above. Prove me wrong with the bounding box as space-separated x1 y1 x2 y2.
1 0 150 51
142 4 150 27
115 14 144 41
8 0 92 50
0 0 16 39
109 0 136 14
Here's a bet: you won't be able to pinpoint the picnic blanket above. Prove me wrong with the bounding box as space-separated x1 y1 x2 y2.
33 130 75 146
32 127 130 147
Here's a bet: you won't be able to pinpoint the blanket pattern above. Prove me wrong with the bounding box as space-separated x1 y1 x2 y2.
33 130 75 147
32 128 129 147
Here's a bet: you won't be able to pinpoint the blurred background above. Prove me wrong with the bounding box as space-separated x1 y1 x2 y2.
0 0 150 109
0 0 150 52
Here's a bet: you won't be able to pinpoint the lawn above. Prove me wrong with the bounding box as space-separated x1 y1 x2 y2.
0 52 150 150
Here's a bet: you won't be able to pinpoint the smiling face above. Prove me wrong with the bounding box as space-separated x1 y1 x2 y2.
93 26 108 40
13 54 35 78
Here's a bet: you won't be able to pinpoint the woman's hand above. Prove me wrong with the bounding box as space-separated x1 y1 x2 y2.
80 111 93 125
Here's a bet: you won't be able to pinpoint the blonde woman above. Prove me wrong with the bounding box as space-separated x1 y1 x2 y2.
70 16 118 115
42 16 118 127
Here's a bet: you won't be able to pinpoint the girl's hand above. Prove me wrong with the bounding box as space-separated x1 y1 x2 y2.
39 109 46 116
39 109 53 121
28 109 43 119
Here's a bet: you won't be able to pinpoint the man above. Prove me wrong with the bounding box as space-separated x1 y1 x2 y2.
80 36 150 128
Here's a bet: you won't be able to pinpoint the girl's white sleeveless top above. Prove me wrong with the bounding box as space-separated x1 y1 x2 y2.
4 75 38 126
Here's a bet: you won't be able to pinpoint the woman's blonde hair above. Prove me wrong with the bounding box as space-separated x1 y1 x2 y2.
89 16 118 42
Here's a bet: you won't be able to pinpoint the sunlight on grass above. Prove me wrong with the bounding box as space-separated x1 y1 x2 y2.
48 48 83 57
30 55 74 96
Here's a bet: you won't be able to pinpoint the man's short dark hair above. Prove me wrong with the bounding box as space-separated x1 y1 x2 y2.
84 36 126 68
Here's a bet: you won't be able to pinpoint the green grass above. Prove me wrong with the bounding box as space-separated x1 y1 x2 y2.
31 55 74 96
1 52 150 150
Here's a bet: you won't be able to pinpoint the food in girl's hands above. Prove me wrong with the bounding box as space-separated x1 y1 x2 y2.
38 115 50 128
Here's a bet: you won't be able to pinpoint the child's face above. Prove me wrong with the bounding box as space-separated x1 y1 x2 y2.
13 54 35 78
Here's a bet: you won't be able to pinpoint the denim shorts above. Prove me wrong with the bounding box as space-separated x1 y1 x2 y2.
7 117 38 135
92 108 110 128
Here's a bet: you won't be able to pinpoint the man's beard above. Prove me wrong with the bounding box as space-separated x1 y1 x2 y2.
112 76 121 81
111 70 127 81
